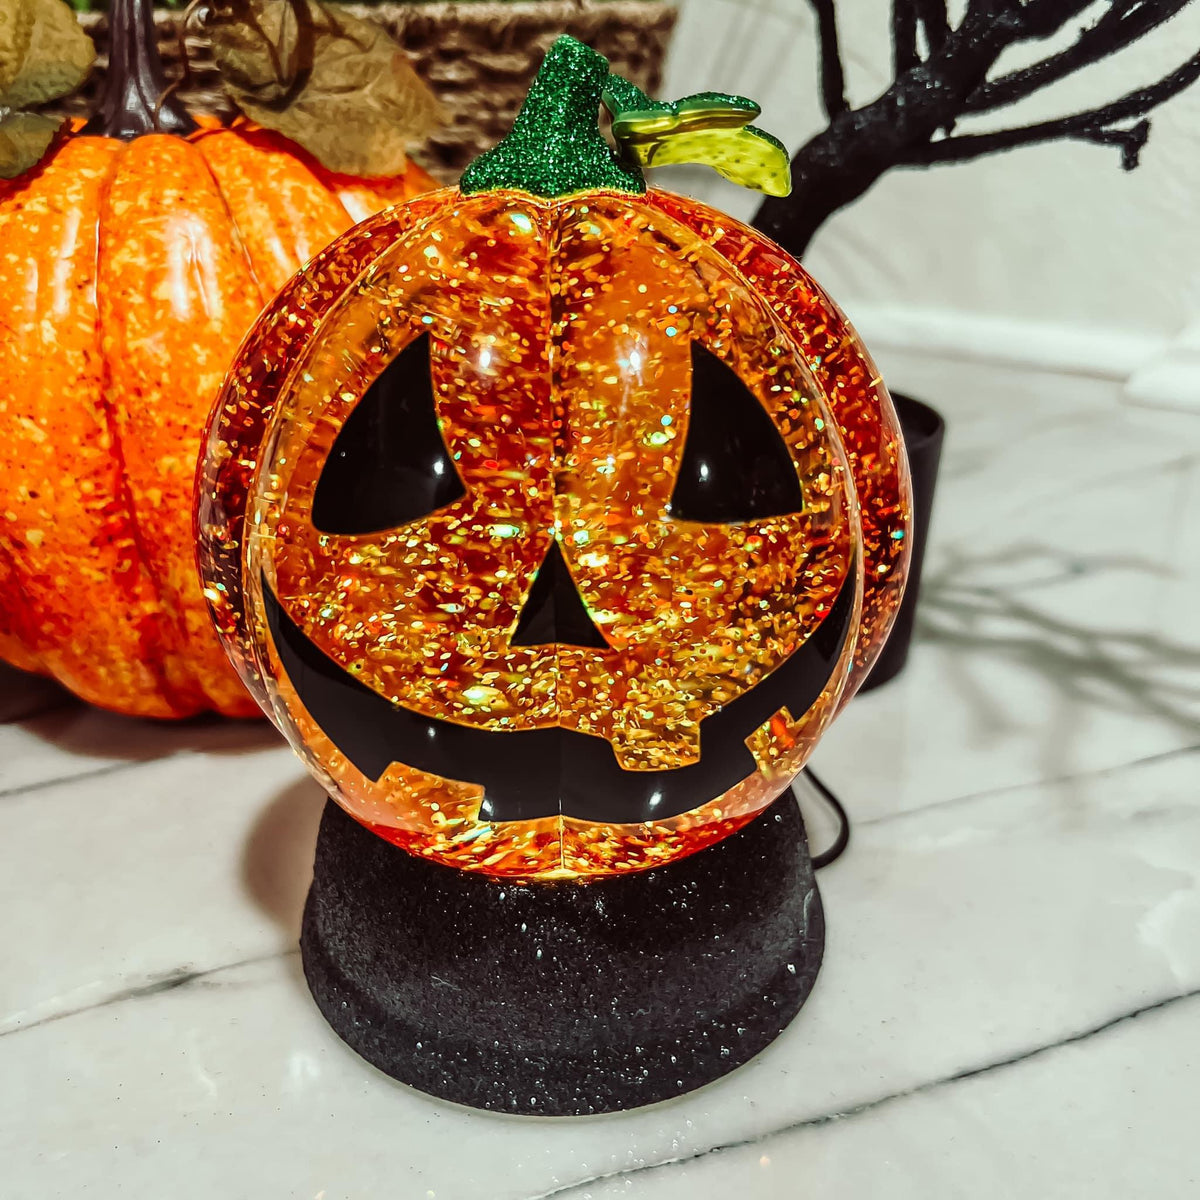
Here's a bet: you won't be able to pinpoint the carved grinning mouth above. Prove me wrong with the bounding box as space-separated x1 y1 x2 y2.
262 570 856 825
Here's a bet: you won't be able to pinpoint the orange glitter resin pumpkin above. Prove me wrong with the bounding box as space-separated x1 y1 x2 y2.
198 39 911 876
0 0 437 718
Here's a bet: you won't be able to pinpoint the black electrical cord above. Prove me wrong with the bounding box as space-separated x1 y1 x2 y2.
801 767 850 869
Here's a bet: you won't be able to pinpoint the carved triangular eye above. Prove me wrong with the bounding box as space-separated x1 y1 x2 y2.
312 333 465 535
668 342 805 524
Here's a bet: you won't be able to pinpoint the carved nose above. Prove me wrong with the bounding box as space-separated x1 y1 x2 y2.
511 539 609 649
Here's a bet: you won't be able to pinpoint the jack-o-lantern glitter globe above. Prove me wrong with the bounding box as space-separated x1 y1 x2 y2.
197 37 912 880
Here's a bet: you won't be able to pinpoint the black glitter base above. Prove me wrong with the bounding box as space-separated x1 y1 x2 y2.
300 796 825 1115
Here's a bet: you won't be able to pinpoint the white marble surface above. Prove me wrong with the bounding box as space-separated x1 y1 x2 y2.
3 356 1200 1199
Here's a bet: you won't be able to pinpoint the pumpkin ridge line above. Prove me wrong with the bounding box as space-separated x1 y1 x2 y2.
640 188 865 694
89 142 194 715
231 197 459 691
176 137 280 714
0 141 169 702
191 134 270 308
0 183 51 673
645 191 911 690
0 529 40 671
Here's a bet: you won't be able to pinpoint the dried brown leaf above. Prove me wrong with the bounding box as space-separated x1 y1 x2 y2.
0 0 37 99
0 108 61 178
1 0 94 111
208 0 438 177
204 0 307 107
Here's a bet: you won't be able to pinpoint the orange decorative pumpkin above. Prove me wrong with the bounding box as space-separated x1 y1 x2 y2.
0 0 437 717
198 38 912 877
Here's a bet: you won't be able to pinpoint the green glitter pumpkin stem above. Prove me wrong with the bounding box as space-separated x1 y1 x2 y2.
460 37 644 197
461 35 793 200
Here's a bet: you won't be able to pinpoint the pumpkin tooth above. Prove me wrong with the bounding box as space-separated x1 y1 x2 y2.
608 717 702 772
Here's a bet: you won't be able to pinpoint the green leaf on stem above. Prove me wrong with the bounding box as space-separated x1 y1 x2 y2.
605 84 792 198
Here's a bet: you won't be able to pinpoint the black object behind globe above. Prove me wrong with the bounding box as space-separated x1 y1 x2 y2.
861 394 945 691
301 795 825 1115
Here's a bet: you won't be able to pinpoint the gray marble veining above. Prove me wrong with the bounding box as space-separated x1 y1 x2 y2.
2 355 1199 1198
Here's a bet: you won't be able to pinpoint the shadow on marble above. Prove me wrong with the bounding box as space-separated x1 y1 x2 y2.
0 661 69 722
10 701 280 764
1 652 279 765
241 777 327 936
919 543 1200 741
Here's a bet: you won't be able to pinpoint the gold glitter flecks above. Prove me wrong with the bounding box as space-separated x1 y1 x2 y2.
197 188 455 715
253 192 853 761
200 183 907 878
609 711 702 771
647 189 913 701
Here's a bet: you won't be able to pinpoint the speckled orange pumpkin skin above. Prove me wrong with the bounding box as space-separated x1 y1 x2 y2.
0 118 437 717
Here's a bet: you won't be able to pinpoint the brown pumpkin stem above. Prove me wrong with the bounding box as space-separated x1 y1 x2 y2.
87 0 197 139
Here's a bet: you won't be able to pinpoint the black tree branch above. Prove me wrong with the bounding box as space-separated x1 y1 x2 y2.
966 0 1193 112
808 0 848 118
1011 0 1096 39
893 0 919 74
1081 119 1151 170
908 50 1200 169
915 0 951 55
754 0 1022 258
752 0 1200 259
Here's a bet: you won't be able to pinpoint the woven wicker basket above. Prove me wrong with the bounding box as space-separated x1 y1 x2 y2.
59 1 677 179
